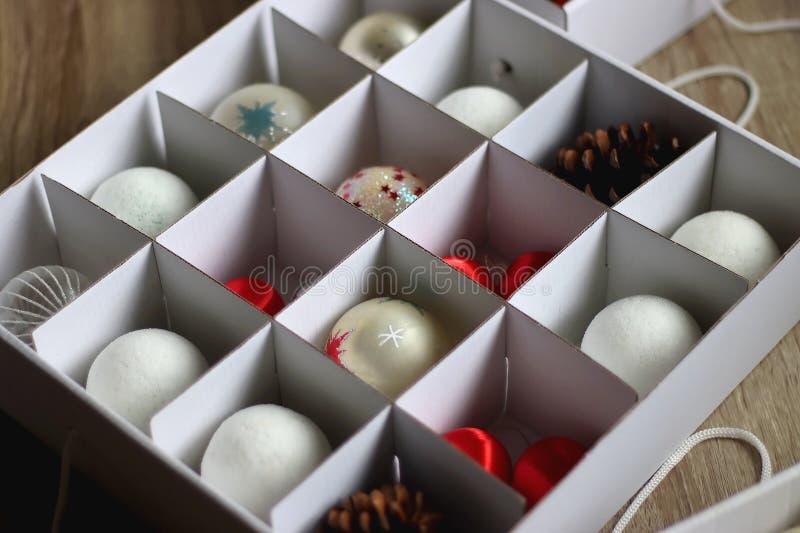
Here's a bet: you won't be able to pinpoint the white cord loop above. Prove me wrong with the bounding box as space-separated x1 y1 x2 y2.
667 65 760 127
52 429 78 533
711 0 800 33
613 427 772 533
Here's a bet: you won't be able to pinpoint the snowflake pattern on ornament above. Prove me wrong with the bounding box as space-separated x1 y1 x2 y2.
236 101 292 146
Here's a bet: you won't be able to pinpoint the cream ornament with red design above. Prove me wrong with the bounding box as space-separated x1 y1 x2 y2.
336 166 427 223
324 297 449 398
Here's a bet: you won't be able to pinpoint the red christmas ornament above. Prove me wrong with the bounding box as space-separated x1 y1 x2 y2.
499 251 555 299
444 427 512 484
512 436 587 509
551 0 569 6
225 277 285 316
442 256 493 290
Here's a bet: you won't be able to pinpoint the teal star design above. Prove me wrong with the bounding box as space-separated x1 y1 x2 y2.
236 101 290 146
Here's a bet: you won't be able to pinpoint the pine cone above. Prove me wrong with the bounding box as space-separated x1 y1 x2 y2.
321 484 444 533
553 121 682 206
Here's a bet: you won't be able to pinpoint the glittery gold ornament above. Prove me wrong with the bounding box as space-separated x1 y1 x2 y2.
336 166 426 223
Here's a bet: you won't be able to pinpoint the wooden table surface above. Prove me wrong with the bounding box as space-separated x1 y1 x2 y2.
0 1 798 531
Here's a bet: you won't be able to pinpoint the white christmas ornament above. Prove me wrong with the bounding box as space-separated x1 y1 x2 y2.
436 86 524 137
324 297 450 398
336 166 427 223
86 329 208 433
200 404 331 520
339 12 423 70
210 83 314 150
0 265 89 347
581 295 702 397
671 210 780 285
91 166 198 238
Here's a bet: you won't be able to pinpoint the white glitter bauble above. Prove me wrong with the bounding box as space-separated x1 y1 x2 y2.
0 265 89 347
324 297 450 398
210 83 314 150
91 167 198 238
200 404 331 520
86 329 208 433
671 210 780 285
581 295 702 397
336 166 426 223
436 86 524 137
339 12 423 70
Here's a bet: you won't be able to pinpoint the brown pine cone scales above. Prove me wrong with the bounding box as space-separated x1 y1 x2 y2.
321 484 444 533
552 121 682 206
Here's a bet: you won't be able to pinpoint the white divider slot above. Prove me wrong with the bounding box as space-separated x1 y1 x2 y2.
275 0 458 51
619 126 800 282
399 305 636 463
277 228 502 398
156 3 367 129
272 75 484 211
379 0 585 137
37 91 263 235
391 142 605 297
495 56 716 204
151 321 388 528
32 243 268 389
158 156 380 309
511 211 748 346
274 406 525 533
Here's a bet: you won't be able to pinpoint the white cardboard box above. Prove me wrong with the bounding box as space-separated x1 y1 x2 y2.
0 0 798 532
509 0 731 65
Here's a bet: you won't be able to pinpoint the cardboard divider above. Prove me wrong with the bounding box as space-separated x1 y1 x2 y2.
379 0 586 137
156 2 367 126
510 211 748 347
399 306 637 461
277 228 502 363
151 321 388 527
31 243 268 387
158 155 380 308
274 0 459 51
271 75 484 205
618 126 800 268
390 141 606 297
273 406 525 533
494 55 716 193
514 239 800 532
37 91 263 230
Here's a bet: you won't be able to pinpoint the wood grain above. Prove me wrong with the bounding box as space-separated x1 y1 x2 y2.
0 1 798 531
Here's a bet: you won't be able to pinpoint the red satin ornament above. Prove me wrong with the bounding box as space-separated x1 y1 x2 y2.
444 427 512 484
551 0 569 5
512 436 587 509
225 277 285 316
442 256 493 290
499 251 555 299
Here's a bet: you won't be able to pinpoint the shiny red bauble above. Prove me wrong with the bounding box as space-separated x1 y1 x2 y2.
499 251 555 299
444 427 512 484
512 436 587 509
442 256 494 290
225 277 285 316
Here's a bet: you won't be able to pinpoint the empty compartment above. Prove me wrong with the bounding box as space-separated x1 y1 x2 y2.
398 306 636 508
37 91 264 237
379 0 586 137
272 75 484 222
275 0 460 68
390 141 606 298
277 228 502 398
158 155 380 311
156 4 368 141
150 321 388 528
272 405 525 532
31 243 269 427
616 128 800 286
0 175 149 347
495 57 717 205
